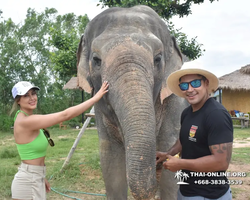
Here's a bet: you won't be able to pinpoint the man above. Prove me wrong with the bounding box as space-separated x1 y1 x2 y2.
156 60 233 200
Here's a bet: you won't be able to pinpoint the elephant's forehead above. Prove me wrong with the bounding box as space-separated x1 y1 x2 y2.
93 30 160 43
106 10 153 25
92 32 162 56
88 9 164 36
115 12 149 24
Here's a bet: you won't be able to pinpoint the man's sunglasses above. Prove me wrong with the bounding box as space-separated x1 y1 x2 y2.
179 79 204 91
43 129 55 147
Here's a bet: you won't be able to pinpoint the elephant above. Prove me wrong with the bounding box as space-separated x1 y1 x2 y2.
76 5 188 200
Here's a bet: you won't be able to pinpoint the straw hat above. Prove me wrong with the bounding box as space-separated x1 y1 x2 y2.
167 60 219 97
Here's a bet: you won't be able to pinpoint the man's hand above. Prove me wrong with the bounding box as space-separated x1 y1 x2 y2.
163 155 181 172
156 151 168 165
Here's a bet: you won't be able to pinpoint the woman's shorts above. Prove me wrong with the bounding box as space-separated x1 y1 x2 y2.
11 162 46 200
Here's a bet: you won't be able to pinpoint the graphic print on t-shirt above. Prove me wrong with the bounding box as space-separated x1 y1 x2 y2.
189 125 198 142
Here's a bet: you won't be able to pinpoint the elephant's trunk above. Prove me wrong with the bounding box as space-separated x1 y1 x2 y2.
108 62 157 199
125 113 157 200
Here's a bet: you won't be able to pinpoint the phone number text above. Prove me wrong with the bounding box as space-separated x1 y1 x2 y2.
194 180 243 185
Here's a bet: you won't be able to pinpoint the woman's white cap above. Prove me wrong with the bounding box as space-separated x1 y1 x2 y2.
12 81 40 99
167 60 219 97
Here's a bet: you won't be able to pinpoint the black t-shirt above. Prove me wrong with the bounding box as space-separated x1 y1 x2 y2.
179 98 233 199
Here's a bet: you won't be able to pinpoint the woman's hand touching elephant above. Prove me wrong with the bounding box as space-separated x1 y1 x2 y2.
93 81 109 102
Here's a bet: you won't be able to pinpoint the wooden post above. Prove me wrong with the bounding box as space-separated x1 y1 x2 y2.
241 118 244 129
60 106 95 172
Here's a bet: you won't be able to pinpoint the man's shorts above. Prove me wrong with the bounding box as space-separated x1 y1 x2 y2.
177 187 232 200
11 162 46 200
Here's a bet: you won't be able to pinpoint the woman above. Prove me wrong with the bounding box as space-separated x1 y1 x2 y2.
10 80 109 200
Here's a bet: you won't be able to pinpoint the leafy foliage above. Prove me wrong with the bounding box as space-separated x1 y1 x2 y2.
0 114 13 131
168 22 205 59
49 14 89 81
0 8 89 127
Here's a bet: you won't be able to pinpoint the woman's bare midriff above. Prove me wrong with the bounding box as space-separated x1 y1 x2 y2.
22 156 46 166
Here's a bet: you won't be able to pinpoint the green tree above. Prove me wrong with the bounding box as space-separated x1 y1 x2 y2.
48 13 91 125
0 18 24 113
15 8 59 112
97 0 217 59
168 21 205 59
0 8 90 129
0 9 56 129
0 16 21 129
49 13 89 82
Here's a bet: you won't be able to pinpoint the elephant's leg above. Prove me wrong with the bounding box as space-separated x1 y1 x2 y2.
155 165 163 200
156 95 185 199
155 151 178 200
99 137 127 200
156 137 179 200
157 131 179 200
159 170 178 200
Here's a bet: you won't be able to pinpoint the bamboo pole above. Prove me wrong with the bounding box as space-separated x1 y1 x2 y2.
60 107 95 172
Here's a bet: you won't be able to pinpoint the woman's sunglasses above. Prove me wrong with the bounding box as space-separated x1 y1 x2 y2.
43 129 55 147
179 79 204 91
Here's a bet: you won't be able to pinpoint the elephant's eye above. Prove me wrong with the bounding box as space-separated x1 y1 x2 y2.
154 54 162 66
93 56 102 66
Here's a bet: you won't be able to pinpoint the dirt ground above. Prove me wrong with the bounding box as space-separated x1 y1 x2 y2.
233 137 250 148
229 138 250 200
228 163 250 200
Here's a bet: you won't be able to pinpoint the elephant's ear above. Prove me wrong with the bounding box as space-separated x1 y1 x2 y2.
160 36 183 104
77 34 93 94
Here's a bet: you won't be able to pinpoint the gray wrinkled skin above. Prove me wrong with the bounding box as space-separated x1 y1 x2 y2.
77 5 188 200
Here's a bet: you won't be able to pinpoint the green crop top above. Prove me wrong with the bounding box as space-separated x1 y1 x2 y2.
14 110 48 160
